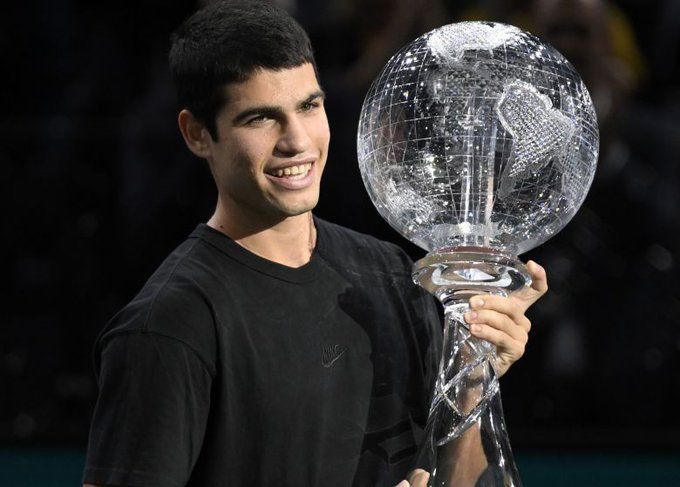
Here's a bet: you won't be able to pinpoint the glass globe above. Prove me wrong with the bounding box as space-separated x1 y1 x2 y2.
357 21 599 255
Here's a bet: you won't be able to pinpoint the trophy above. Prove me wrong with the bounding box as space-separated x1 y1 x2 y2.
357 22 598 486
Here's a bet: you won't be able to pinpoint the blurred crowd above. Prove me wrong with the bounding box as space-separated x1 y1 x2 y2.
4 0 680 449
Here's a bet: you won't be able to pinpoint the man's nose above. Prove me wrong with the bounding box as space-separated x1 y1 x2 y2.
276 116 311 155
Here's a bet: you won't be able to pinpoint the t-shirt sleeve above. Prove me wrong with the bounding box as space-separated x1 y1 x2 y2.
82 331 213 487
400 254 443 476
416 288 443 408
408 288 443 475
389 243 443 426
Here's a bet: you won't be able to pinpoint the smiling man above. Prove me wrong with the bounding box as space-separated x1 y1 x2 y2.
193 63 329 266
82 2 547 487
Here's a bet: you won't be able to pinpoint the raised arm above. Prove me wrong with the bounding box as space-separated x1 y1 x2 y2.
401 261 548 486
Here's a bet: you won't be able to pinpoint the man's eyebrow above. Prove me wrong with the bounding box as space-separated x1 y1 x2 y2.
232 105 282 125
232 90 326 125
298 90 326 108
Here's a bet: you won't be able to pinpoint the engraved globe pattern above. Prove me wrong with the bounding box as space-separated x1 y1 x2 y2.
357 21 599 254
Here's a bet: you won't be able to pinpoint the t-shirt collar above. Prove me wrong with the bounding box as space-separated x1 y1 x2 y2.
189 222 323 284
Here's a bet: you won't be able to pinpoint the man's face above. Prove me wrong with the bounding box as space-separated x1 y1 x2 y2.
206 63 330 222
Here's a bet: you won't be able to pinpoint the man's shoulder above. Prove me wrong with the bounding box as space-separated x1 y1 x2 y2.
96 230 218 366
129 233 216 324
315 217 413 276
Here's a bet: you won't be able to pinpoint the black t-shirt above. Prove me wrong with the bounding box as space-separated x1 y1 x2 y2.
83 217 442 487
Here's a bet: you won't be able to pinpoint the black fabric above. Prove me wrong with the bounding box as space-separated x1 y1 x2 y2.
83 217 442 487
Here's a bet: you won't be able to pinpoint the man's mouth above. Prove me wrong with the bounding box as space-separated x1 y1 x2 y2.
265 162 313 180
263 159 317 190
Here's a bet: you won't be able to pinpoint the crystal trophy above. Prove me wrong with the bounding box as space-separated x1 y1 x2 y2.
357 22 599 486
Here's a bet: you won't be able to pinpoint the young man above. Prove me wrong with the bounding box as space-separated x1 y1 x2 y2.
83 2 547 486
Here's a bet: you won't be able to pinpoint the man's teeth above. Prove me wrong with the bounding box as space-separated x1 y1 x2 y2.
270 162 312 178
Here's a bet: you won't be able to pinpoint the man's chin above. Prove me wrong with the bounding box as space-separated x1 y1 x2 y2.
270 196 319 218
280 204 317 218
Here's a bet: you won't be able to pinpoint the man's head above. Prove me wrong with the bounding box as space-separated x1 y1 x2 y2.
170 1 329 223
169 0 318 140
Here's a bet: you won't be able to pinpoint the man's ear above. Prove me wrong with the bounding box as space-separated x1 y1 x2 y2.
177 109 214 159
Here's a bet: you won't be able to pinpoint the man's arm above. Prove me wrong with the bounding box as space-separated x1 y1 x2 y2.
401 261 549 486
403 419 487 486
82 331 212 487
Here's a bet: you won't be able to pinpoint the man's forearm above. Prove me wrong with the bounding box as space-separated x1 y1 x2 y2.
406 383 489 487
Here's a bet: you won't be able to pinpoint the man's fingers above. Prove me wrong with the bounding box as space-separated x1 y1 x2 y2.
469 324 526 359
468 319 526 377
394 481 410 487
468 294 531 332
407 469 430 487
465 308 529 341
462 261 546 377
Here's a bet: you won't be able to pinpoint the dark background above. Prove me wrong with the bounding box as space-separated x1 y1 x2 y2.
3 0 680 484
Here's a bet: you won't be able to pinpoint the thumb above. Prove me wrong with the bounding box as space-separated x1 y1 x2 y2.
513 260 548 309
394 481 410 487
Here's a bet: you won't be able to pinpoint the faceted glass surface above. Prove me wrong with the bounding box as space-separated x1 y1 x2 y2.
357 21 599 254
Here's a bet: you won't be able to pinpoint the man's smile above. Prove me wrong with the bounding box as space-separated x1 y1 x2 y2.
264 159 316 189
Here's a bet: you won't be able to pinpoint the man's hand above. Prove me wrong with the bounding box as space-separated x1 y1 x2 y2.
395 468 430 486
464 260 548 377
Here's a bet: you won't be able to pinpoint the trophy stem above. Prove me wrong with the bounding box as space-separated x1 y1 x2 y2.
412 249 530 487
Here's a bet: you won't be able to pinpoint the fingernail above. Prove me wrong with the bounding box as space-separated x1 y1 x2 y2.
470 297 484 308
471 324 482 333
465 311 477 322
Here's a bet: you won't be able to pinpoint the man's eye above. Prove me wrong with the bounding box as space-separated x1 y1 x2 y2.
301 101 320 112
247 115 268 124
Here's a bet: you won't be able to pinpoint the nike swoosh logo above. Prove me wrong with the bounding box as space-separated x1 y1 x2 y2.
322 345 346 368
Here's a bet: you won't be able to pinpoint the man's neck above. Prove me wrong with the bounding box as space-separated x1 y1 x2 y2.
207 201 316 268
